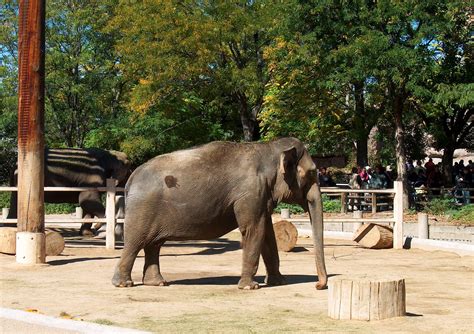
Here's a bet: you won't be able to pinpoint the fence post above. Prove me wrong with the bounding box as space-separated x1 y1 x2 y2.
341 193 347 214
106 178 116 249
371 193 377 214
417 212 429 239
353 210 363 232
393 181 404 249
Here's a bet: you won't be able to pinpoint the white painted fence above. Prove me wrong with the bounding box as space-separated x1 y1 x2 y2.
0 178 124 249
0 180 405 250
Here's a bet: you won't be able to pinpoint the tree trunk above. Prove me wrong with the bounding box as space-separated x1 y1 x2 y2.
237 92 260 141
393 95 409 209
356 136 369 168
353 81 369 167
441 145 455 187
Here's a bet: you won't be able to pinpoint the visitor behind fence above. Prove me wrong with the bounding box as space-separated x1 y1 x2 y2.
455 167 472 204
318 167 336 187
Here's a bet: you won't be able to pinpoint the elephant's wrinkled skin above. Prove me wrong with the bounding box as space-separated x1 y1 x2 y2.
112 138 327 290
8 148 131 236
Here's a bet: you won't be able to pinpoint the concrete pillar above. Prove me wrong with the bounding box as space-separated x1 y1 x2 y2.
16 232 45 264
417 212 429 239
353 210 363 232
281 208 290 219
105 178 116 249
75 207 83 219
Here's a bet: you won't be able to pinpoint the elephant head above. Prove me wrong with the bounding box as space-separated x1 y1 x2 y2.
104 150 131 186
272 138 328 290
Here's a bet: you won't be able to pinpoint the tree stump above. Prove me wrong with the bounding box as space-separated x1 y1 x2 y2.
0 228 65 256
44 230 65 256
273 220 298 252
328 275 406 320
353 223 393 249
0 227 16 254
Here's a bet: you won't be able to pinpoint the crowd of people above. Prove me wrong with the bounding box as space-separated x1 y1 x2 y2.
317 159 473 204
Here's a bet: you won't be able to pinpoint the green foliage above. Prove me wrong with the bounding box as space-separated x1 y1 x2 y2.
449 205 474 225
0 192 9 208
422 197 457 215
276 203 305 215
322 195 342 213
45 203 76 215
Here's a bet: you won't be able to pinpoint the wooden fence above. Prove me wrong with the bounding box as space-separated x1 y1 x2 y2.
0 179 124 250
0 180 405 250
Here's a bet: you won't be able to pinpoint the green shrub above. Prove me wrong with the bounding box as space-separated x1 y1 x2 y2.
45 203 76 215
275 203 305 214
323 198 342 213
422 197 456 215
0 192 10 208
449 204 474 224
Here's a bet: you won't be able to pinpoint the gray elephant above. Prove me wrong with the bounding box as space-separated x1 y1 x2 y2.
8 148 131 236
112 137 327 290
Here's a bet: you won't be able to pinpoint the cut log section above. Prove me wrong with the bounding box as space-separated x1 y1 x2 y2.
0 227 16 254
0 228 65 256
273 220 298 252
45 230 65 256
353 223 393 249
328 275 406 320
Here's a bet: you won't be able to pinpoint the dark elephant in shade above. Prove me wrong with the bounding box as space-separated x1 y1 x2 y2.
8 148 131 236
113 137 327 290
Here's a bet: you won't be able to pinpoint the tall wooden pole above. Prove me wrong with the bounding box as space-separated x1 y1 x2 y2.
16 0 46 264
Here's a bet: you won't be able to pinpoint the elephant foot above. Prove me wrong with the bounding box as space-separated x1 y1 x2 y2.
112 272 134 288
143 278 169 286
265 273 286 286
80 229 95 237
238 278 260 290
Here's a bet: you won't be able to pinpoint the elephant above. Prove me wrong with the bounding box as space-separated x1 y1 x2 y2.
8 148 131 236
112 137 328 290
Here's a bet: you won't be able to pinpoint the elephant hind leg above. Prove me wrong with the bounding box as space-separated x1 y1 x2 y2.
143 240 168 286
112 242 142 288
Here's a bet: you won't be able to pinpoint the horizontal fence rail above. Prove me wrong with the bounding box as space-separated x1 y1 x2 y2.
0 180 405 249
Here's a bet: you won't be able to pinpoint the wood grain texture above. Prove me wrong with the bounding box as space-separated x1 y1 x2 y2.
328 275 406 320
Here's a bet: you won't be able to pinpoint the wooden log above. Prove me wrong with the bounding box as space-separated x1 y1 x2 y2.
0 227 17 254
0 228 64 256
45 230 65 256
328 275 406 320
353 223 393 249
273 220 298 252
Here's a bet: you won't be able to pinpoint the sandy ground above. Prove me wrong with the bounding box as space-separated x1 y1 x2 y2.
0 228 473 333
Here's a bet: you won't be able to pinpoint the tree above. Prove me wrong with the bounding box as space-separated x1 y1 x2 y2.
45 0 127 147
417 2 473 185
109 0 285 142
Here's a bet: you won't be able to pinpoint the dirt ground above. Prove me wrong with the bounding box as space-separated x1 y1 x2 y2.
0 228 473 333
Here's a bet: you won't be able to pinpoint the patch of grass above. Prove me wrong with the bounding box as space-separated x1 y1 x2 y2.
449 204 474 224
422 197 457 215
92 318 117 326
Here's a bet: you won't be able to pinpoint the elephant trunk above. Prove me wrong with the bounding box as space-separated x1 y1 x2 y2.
307 182 328 290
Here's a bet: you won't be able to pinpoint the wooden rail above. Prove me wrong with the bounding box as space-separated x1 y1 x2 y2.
0 178 124 249
1 180 405 250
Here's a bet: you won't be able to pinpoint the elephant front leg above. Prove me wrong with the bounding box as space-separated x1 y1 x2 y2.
143 241 168 286
238 217 266 290
262 218 286 286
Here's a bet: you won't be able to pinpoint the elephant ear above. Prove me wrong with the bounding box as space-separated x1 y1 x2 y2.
279 147 298 183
